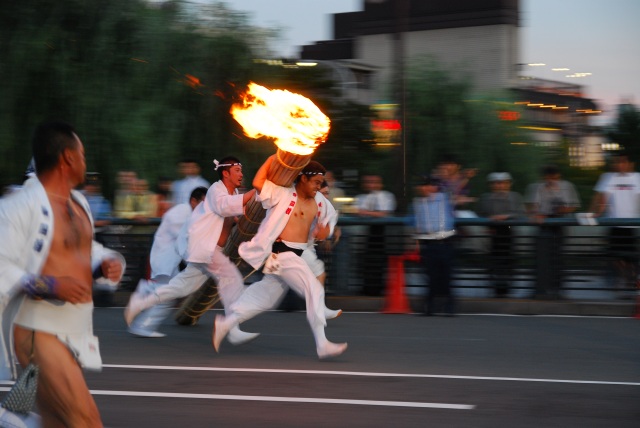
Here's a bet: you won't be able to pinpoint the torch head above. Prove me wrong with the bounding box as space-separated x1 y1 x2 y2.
230 82 331 155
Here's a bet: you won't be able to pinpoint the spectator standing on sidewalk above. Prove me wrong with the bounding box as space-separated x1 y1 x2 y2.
525 165 580 299
433 154 477 213
589 151 640 296
476 172 526 297
355 174 396 296
409 175 457 316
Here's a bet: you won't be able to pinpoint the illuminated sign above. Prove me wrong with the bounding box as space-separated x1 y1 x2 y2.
498 110 521 121
371 119 401 131
370 104 401 145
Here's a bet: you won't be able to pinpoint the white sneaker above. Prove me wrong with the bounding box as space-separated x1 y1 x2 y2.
0 407 41 428
324 307 342 320
124 292 150 327
212 315 230 352
227 327 260 346
317 341 348 359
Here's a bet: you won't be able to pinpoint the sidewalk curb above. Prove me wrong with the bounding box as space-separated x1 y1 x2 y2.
106 292 636 317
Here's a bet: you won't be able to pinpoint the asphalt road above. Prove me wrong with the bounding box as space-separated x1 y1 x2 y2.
3 308 639 427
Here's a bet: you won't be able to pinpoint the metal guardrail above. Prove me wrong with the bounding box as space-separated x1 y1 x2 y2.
95 216 640 301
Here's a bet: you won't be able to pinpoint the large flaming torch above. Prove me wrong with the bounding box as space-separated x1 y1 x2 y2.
175 82 331 325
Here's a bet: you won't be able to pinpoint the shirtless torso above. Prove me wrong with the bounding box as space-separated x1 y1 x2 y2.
278 196 318 243
14 136 105 427
14 201 103 427
42 196 94 299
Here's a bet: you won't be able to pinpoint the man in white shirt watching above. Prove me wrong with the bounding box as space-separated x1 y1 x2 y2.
590 151 640 296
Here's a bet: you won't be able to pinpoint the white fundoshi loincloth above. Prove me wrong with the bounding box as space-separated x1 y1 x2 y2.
13 300 102 371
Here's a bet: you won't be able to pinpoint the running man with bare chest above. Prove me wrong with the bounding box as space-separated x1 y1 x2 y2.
0 122 125 427
213 154 347 359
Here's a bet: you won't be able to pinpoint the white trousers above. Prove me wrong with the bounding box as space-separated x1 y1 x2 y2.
130 275 173 334
230 251 327 342
244 246 325 309
155 249 245 316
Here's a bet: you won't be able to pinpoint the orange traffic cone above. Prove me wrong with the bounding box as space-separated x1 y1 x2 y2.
382 254 413 314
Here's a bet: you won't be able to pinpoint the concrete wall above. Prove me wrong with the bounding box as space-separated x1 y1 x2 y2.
355 24 519 101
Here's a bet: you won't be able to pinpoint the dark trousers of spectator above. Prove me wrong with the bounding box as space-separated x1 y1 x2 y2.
608 227 638 292
535 225 564 299
419 238 455 315
362 224 387 296
489 225 513 297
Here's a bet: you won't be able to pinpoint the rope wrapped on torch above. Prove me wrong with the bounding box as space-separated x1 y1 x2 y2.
175 82 331 325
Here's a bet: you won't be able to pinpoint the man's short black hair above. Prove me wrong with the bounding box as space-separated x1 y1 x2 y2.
612 150 632 161
419 174 443 188
216 156 242 180
32 121 78 175
439 153 459 165
189 186 208 202
85 172 100 185
542 165 560 176
302 161 326 176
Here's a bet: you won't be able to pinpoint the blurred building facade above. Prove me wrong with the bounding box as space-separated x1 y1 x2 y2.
298 0 604 166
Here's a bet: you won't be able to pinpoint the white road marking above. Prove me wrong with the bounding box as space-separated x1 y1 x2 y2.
0 385 473 409
92 390 475 409
101 365 640 386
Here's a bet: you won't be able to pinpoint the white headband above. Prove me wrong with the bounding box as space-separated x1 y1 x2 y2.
213 159 242 171
298 171 325 176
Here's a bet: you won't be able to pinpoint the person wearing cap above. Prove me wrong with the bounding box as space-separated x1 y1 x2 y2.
476 172 526 297
125 156 259 344
409 175 457 315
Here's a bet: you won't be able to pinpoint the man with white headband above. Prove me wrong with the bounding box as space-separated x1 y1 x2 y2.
125 156 259 345
213 155 348 359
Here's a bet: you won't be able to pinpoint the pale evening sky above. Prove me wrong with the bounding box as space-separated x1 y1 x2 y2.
219 0 640 124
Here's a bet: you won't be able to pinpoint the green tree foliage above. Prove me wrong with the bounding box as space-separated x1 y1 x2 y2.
404 57 544 202
0 0 270 198
0 0 374 201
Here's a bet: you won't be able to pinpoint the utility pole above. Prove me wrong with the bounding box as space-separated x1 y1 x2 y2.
393 0 410 211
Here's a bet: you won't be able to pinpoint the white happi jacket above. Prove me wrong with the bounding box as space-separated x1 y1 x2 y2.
0 178 125 380
149 203 192 279
186 180 245 264
239 179 337 270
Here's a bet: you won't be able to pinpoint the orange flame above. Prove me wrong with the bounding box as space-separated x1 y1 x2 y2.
184 74 202 89
230 82 330 155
